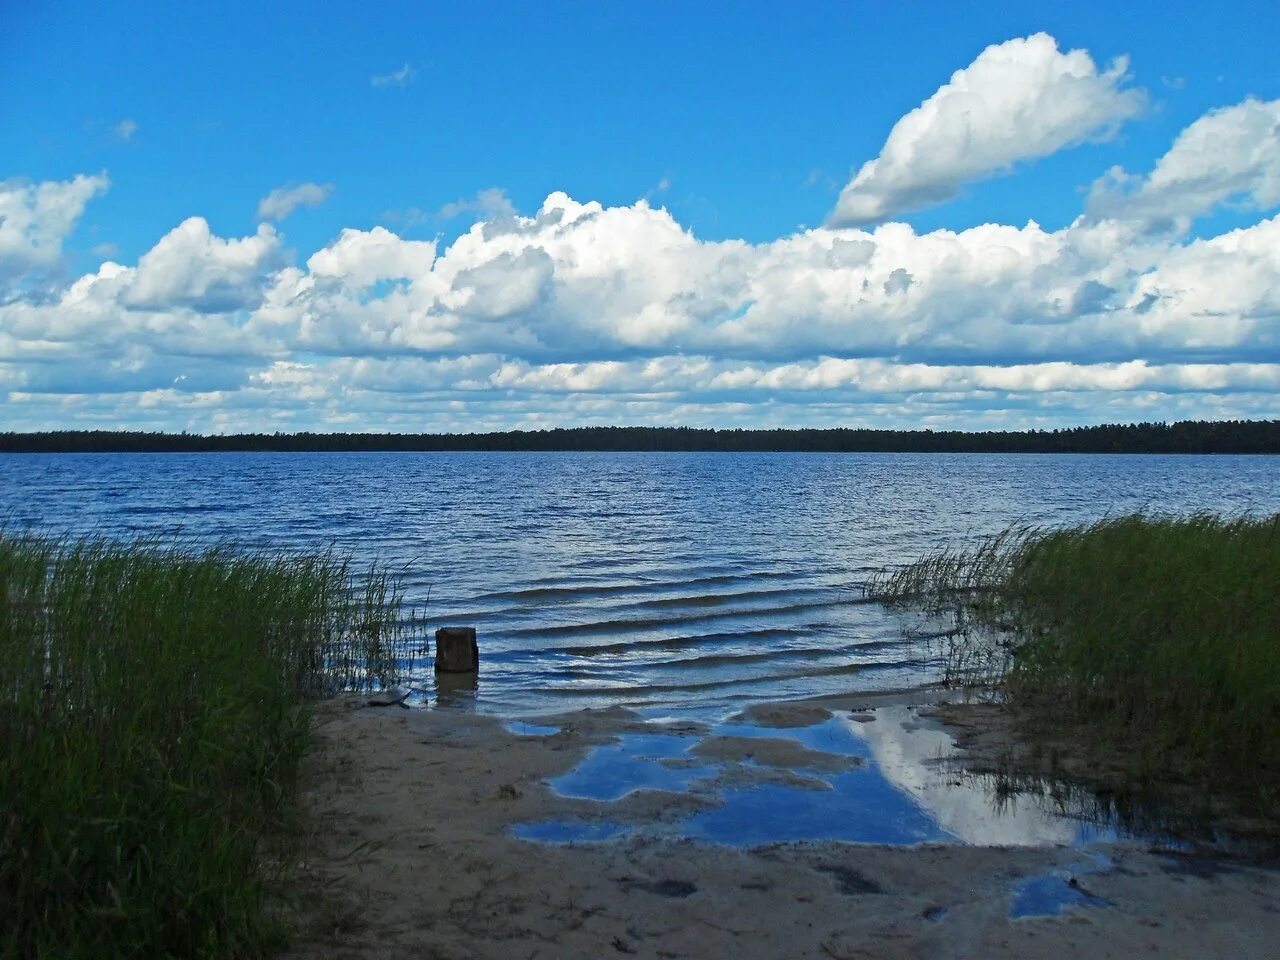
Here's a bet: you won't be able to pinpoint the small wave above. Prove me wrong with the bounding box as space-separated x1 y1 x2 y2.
468 569 806 604
536 657 920 697
123 503 227 515
623 585 830 611
666 638 907 670
663 646 843 669
504 597 877 638
551 625 817 657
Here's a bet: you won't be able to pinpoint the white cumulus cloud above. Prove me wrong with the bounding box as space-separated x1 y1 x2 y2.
437 187 517 223
1087 97 1280 232
829 33 1145 227
121 217 284 313
0 173 109 286
256 182 334 222
306 226 437 289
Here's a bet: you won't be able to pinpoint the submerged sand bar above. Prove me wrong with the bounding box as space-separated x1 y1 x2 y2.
285 692 1280 959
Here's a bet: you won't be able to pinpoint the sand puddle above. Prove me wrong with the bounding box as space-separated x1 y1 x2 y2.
1009 851 1114 919
508 701 1213 916
512 704 1131 852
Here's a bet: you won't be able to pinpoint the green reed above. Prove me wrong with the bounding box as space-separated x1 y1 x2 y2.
871 513 1280 786
0 534 419 959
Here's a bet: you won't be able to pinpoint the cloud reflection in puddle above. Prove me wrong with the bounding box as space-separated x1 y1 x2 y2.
513 705 1134 851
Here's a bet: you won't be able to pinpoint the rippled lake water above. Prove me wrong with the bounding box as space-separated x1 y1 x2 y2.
3 451 1277 716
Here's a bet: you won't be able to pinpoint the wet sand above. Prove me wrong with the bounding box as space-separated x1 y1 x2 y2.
282 693 1280 959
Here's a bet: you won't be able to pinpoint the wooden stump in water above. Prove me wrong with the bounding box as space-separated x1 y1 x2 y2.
435 626 479 674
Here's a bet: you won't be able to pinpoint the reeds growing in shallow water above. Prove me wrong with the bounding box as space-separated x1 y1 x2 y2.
0 534 420 959
872 512 1280 789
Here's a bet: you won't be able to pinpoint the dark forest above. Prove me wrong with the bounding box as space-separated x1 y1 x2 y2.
3 420 1278 454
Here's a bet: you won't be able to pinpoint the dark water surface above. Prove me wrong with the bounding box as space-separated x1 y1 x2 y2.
3 451 1277 716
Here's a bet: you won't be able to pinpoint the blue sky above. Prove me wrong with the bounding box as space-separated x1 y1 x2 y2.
3 1 1280 433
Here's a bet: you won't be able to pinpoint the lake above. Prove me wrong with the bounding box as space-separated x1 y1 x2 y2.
3 451 1277 716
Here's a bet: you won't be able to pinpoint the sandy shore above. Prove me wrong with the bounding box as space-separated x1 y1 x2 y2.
281 693 1280 959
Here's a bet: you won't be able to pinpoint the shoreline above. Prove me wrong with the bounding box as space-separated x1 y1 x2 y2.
282 688 1280 959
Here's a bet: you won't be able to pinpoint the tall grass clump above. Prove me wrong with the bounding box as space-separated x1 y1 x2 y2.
0 534 418 960
872 513 1280 786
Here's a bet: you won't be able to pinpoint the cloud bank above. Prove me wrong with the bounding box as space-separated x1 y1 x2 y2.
3 35 1279 434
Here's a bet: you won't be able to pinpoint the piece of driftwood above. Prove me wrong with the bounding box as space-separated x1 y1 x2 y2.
435 626 479 674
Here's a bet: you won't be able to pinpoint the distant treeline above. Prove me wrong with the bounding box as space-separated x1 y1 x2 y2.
2 420 1279 454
